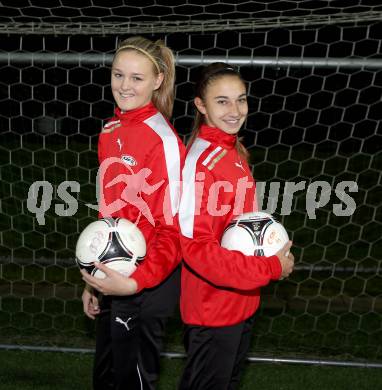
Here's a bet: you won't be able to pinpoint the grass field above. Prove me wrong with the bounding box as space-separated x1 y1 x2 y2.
0 350 381 390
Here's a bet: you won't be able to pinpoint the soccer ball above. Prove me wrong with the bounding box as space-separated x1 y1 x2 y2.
221 211 289 257
75 217 146 279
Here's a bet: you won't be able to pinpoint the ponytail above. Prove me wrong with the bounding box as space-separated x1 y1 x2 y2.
236 138 249 161
186 111 203 149
152 42 175 120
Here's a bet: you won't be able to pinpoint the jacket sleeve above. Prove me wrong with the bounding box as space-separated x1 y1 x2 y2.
130 138 185 292
179 164 282 291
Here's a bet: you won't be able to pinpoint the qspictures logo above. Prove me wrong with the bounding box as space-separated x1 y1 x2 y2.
26 157 358 225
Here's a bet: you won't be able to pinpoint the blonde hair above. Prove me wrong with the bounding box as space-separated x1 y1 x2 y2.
114 36 175 120
188 62 249 161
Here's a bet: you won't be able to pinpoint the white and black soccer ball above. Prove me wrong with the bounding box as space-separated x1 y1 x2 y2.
221 211 289 257
75 217 146 279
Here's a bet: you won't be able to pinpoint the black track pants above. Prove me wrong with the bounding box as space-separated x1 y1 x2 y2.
93 266 180 390
178 314 255 390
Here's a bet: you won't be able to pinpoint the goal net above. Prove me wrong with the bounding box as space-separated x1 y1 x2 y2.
0 0 381 364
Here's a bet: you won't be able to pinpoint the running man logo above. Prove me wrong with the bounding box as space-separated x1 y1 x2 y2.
105 169 164 226
93 157 165 226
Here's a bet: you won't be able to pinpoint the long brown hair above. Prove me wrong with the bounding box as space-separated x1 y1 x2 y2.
188 62 249 160
114 36 175 120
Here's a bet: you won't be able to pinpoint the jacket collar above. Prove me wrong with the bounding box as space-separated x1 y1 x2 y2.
198 123 237 149
114 101 158 123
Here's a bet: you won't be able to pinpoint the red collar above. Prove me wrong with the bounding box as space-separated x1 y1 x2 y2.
114 102 158 123
198 124 237 149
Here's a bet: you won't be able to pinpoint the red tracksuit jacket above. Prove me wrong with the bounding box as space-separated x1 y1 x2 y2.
179 124 282 327
98 102 185 292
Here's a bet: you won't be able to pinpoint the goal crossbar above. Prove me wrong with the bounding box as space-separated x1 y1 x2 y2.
1 53 381 69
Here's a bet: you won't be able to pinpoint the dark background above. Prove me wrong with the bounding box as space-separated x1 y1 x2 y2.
0 0 381 362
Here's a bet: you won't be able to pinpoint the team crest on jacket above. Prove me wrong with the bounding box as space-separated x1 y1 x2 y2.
121 155 137 166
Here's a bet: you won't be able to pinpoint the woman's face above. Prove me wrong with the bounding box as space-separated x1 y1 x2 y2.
195 75 248 135
111 50 163 112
